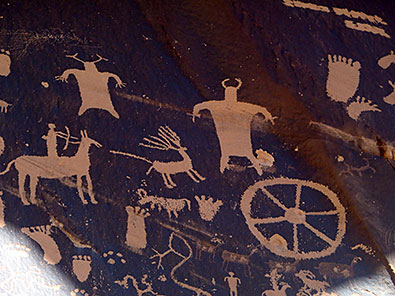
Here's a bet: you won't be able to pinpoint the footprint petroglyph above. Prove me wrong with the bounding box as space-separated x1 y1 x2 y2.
0 49 11 77
326 55 361 103
70 288 89 296
72 255 92 282
21 225 62 265
194 195 223 222
103 250 126 265
346 96 381 120
125 205 150 254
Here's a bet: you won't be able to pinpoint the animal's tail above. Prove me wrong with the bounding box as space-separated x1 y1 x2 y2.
146 165 154 175
185 199 191 211
0 159 16 175
110 150 152 164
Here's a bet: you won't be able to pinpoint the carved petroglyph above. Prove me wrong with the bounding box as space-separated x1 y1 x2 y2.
0 99 11 113
0 191 4 228
378 51 395 69
137 189 191 218
332 7 387 25
296 270 330 296
344 20 390 39
224 272 241 296
70 288 89 296
21 225 62 265
111 126 205 189
72 255 92 282
268 260 298 274
115 274 164 296
56 53 125 118
0 130 101 205
221 247 259 277
383 80 395 105
103 250 126 265
0 49 11 76
352 244 376 256
282 0 330 13
125 206 150 253
240 178 346 259
346 96 381 120
0 136 4 156
261 269 290 296
195 237 223 262
318 257 362 280
194 195 223 222
192 78 275 175
339 158 376 177
150 232 212 296
326 55 361 103
42 124 79 158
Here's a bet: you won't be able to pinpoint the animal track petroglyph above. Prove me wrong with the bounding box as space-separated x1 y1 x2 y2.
70 288 89 296
125 206 150 253
103 250 126 265
326 55 361 103
21 225 62 265
346 96 381 120
0 49 11 76
72 255 92 282
194 195 223 221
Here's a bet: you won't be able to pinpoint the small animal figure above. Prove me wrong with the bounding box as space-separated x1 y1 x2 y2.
221 247 259 276
296 270 330 295
0 99 11 113
261 269 290 296
318 257 362 280
195 238 223 262
137 189 191 219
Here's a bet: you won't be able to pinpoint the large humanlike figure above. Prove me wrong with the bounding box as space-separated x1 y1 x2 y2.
193 78 275 175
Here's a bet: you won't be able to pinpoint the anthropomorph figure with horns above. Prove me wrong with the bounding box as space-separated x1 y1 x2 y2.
56 53 126 119
192 78 276 175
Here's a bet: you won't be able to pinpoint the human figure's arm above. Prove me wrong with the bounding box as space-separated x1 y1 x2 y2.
192 102 211 123
55 69 78 83
254 105 277 125
107 73 126 88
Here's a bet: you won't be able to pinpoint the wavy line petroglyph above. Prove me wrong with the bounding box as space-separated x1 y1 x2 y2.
125 205 150 254
240 178 346 259
72 255 92 282
194 195 223 222
137 188 191 219
56 53 125 118
112 126 205 189
192 78 276 175
0 130 101 205
0 49 11 77
115 274 164 296
326 55 361 103
21 225 62 265
344 20 390 39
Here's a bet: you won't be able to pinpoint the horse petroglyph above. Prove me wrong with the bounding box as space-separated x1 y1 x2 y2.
72 255 92 282
21 225 62 265
261 269 290 296
111 126 205 189
194 195 223 222
0 130 101 205
56 53 125 118
221 247 259 277
240 178 346 259
137 188 191 219
125 205 150 254
192 78 276 175
326 55 361 103
150 232 212 296
224 272 241 296
0 49 11 76
296 270 330 296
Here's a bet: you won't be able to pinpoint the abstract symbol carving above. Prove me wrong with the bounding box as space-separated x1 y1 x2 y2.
326 55 361 103
103 250 126 265
56 53 125 118
192 78 276 175
125 206 150 253
115 274 164 296
72 255 92 282
240 178 346 259
383 80 395 105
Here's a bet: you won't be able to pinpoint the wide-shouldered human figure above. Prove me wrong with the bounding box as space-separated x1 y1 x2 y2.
193 78 275 175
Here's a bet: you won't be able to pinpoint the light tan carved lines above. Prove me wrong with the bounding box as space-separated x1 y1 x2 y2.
295 270 330 295
194 195 223 221
318 257 362 280
0 49 11 76
224 272 241 296
261 269 290 296
378 51 395 105
0 130 101 205
221 247 259 277
115 274 164 296
125 206 150 254
56 53 125 118
72 255 92 282
240 178 346 259
0 100 11 113
111 126 205 189
0 191 5 227
192 78 275 175
283 1 390 38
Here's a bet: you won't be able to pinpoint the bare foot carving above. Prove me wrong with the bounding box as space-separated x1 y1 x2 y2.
70 288 89 296
72 255 92 282
21 225 61 265
0 49 11 77
326 55 361 103
383 80 395 105
346 96 381 120
103 250 126 265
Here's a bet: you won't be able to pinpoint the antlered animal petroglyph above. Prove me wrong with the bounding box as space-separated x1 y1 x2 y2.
192 78 276 175
0 130 101 205
326 55 361 103
56 53 125 118
111 126 205 189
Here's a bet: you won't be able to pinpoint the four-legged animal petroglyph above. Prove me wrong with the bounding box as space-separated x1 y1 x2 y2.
0 99 11 113
339 158 376 177
111 126 205 188
137 188 191 219
261 269 290 296
192 78 276 176
195 237 223 262
194 195 223 221
318 257 362 280
383 80 395 105
56 53 125 118
221 247 259 277
326 55 361 103
296 270 330 296
0 130 101 205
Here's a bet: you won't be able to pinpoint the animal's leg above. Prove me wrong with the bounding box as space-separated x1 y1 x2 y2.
186 170 200 183
107 107 120 119
166 174 177 187
76 176 88 205
220 155 230 173
189 169 206 181
222 260 229 271
247 153 263 176
78 105 88 117
18 173 30 205
85 174 98 204
29 176 39 204
161 173 173 189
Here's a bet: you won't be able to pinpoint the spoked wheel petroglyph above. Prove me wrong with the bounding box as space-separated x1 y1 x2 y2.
240 178 346 259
